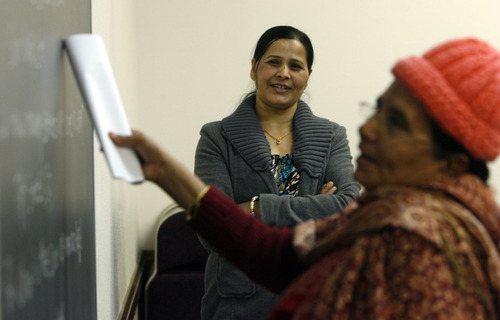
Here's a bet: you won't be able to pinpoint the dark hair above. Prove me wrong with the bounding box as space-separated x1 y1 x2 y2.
243 26 314 102
429 118 489 182
252 25 314 73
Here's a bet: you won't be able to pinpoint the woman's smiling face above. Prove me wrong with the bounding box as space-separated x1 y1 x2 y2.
354 80 449 191
251 38 310 112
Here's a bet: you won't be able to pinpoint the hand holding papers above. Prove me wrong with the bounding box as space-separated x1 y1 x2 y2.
65 34 144 184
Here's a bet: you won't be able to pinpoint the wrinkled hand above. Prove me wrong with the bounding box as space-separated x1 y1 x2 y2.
109 130 169 184
319 181 336 195
109 130 206 209
293 219 316 259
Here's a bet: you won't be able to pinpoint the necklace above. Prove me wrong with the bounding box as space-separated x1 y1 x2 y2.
264 129 292 145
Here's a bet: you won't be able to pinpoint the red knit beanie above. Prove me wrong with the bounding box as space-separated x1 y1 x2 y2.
392 38 500 161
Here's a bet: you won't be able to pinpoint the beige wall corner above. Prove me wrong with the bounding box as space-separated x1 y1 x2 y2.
91 0 140 319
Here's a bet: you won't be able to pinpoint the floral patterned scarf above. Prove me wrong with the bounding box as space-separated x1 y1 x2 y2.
268 174 500 320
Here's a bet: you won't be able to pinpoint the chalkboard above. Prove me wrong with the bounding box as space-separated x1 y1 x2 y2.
0 0 96 319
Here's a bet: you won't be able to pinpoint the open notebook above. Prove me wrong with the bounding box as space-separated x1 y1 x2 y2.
65 34 144 184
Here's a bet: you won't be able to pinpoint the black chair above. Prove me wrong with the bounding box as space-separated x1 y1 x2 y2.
145 204 208 320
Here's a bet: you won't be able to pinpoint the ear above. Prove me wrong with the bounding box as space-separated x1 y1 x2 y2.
446 153 470 177
250 58 257 81
305 69 312 89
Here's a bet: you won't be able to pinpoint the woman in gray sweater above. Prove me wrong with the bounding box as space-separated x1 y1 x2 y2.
194 25 360 320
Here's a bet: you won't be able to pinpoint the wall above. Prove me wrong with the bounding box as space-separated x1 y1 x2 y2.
135 0 500 250
91 0 140 319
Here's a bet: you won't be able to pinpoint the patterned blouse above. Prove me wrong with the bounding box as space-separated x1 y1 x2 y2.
270 154 300 197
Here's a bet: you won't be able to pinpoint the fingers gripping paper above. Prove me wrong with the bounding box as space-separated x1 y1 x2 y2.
65 34 144 184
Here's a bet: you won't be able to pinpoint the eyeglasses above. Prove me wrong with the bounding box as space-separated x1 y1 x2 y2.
359 101 377 119
359 101 432 145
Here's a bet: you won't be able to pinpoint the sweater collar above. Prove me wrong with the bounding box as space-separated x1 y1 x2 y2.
221 96 333 177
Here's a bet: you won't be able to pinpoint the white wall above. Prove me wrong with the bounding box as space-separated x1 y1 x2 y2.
92 1 500 318
92 0 140 319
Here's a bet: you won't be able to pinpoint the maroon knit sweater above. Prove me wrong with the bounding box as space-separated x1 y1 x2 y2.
188 186 306 293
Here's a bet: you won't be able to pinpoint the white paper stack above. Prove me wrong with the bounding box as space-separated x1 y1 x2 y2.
65 34 144 184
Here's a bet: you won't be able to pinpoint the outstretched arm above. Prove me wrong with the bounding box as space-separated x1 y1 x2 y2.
110 130 308 291
109 130 205 210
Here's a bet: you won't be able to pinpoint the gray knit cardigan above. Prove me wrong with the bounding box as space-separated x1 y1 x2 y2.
194 96 360 320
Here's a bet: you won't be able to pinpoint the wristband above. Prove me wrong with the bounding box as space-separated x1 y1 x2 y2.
250 196 259 216
186 185 211 221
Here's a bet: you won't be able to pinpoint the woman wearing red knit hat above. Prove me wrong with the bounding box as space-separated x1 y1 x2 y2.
112 38 500 319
